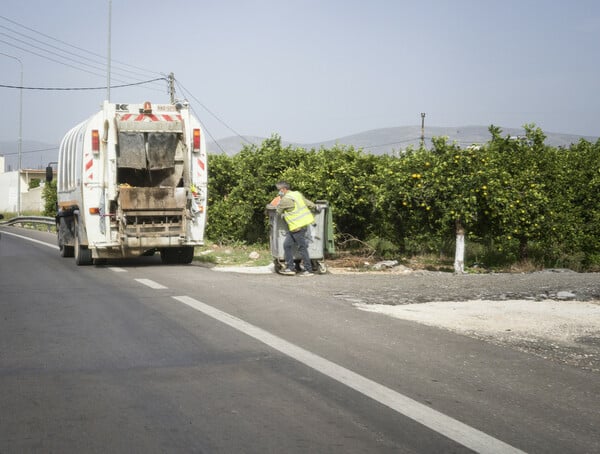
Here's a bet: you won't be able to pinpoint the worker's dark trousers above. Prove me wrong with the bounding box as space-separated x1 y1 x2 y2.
284 227 312 272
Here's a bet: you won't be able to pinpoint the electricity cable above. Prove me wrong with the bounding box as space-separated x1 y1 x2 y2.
0 32 159 84
175 79 253 147
0 14 162 77
0 77 166 91
0 24 156 82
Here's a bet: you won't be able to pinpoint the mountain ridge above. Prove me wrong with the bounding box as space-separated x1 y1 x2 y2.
1 126 597 170
207 125 598 156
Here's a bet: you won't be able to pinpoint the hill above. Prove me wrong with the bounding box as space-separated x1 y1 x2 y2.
207 126 598 156
1 126 597 171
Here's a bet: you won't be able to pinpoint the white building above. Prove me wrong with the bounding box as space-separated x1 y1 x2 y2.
0 156 55 213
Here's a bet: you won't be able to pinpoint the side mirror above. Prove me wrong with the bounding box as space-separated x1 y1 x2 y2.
46 166 53 182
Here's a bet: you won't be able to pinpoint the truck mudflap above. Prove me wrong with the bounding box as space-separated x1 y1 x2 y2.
116 186 189 249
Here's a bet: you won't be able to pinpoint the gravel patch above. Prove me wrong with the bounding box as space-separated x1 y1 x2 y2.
355 299 600 372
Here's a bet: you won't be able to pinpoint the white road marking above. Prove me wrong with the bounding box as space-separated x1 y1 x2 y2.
109 267 127 273
173 295 525 454
135 278 167 289
0 230 59 250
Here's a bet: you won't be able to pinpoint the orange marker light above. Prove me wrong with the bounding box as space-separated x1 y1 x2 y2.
193 128 201 151
91 130 100 153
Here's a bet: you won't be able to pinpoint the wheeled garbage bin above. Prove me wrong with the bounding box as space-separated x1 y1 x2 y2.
266 200 334 274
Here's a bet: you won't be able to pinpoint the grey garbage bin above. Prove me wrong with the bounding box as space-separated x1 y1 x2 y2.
266 200 334 274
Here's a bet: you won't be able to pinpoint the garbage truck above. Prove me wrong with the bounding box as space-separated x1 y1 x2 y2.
47 100 207 265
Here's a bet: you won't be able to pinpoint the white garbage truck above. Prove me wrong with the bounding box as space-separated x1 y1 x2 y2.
47 100 207 265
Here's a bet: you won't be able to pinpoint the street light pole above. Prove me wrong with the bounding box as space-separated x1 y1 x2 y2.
1 52 23 215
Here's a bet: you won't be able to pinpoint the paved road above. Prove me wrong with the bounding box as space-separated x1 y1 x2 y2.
1 227 599 453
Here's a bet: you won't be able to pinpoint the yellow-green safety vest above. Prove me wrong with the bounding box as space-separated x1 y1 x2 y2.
282 191 315 231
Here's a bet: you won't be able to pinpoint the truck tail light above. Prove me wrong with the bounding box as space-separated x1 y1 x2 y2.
193 128 201 152
89 207 100 215
91 130 100 154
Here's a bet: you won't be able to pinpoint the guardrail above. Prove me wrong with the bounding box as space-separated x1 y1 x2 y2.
0 215 55 229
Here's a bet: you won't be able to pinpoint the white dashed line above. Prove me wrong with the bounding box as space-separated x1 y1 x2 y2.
135 278 167 289
173 295 524 454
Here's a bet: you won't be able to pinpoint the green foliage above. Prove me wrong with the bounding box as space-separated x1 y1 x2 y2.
29 178 41 189
205 127 600 270
366 236 399 260
42 180 57 217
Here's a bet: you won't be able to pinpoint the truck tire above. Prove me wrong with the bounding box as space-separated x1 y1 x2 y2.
160 247 194 264
58 218 74 257
74 219 93 266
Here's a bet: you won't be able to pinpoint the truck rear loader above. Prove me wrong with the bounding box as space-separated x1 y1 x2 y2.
48 101 207 265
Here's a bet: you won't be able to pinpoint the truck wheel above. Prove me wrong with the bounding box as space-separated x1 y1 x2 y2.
74 219 93 266
58 219 74 257
178 246 195 264
160 247 194 264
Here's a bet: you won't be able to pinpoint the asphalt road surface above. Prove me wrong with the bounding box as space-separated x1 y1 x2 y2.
1 227 599 453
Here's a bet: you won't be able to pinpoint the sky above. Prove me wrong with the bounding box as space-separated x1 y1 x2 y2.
1 0 599 151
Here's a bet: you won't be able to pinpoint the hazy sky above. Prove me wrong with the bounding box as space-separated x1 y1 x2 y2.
1 0 599 148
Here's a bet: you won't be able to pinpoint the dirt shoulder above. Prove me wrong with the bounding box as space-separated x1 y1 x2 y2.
214 263 600 372
323 268 600 373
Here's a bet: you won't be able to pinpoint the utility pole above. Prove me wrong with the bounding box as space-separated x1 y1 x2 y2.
420 112 426 148
107 0 112 101
168 72 176 104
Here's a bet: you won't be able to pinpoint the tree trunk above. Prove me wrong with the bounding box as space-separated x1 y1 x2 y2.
454 219 465 274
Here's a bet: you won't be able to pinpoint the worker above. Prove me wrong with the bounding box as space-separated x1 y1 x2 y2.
275 181 316 276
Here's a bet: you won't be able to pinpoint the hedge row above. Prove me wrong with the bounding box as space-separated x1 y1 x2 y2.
207 125 600 270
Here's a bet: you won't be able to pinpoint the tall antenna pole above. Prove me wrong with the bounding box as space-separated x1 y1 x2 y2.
420 112 426 148
107 0 112 101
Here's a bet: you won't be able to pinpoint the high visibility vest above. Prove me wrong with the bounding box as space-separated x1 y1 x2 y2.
282 191 315 231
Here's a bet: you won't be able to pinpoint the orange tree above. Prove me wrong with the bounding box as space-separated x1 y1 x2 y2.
373 137 489 257
557 138 600 268
280 145 380 240
479 125 554 261
206 135 309 243
204 128 597 269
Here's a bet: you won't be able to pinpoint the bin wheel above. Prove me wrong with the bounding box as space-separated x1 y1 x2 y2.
311 260 327 274
273 259 285 274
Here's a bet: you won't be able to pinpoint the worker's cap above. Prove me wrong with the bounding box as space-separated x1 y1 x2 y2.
275 181 290 190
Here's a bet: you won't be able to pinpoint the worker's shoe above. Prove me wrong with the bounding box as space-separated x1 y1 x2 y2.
299 270 314 276
280 268 296 276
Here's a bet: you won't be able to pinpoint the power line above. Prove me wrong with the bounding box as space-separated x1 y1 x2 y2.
0 14 162 78
0 24 154 82
0 16 166 94
0 38 167 94
362 137 424 149
1 146 58 156
0 77 166 91
1 32 132 81
175 79 252 147
175 80 253 153
0 37 127 82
